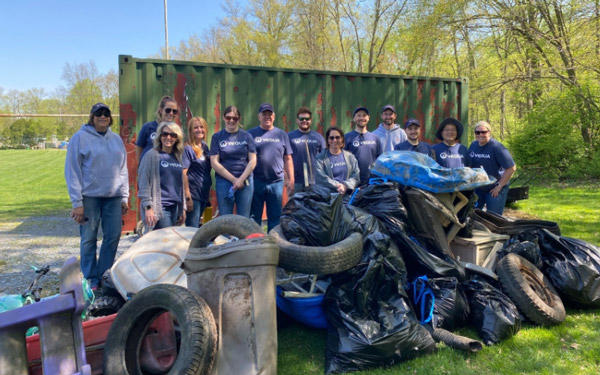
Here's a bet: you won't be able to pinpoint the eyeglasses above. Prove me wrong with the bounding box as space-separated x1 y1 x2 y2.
474 130 489 135
328 136 341 140
94 109 110 117
161 132 178 139
224 116 239 121
298 117 311 122
164 108 178 115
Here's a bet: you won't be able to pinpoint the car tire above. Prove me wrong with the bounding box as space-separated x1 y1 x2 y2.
103 284 217 375
269 225 363 275
189 214 263 248
496 253 565 326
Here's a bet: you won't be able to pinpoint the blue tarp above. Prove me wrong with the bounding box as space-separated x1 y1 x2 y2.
371 151 495 193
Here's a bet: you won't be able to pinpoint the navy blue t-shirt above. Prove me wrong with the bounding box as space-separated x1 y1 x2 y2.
288 129 326 185
345 130 382 184
136 121 159 162
183 144 212 202
395 140 435 158
432 142 469 168
248 126 293 183
209 129 256 179
468 139 515 180
158 152 183 206
328 151 348 184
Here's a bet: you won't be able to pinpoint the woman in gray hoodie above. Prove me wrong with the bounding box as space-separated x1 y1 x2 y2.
65 103 129 290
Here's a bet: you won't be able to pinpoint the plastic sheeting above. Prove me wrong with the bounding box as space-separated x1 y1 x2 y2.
371 151 494 193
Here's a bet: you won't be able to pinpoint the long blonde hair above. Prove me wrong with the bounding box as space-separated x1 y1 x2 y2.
154 122 185 162
186 117 208 158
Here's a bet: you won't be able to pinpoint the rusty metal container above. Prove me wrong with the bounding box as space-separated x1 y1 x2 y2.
119 55 468 230
182 236 279 375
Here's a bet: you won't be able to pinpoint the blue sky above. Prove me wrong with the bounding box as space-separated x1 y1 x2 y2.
0 1 227 93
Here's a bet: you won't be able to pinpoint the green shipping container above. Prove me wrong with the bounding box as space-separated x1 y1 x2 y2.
118 55 468 231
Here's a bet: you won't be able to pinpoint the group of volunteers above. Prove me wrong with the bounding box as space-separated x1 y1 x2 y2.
64 98 515 290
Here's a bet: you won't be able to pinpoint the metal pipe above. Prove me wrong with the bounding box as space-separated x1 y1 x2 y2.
0 114 120 118
164 0 169 59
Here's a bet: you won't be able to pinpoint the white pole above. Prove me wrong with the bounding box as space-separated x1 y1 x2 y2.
164 0 169 59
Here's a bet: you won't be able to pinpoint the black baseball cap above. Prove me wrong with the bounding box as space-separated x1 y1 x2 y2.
404 118 420 128
258 103 274 113
90 103 110 114
352 106 370 116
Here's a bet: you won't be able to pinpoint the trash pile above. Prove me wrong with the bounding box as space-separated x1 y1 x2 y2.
274 152 600 374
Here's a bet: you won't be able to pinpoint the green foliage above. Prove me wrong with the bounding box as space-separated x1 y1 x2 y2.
509 89 596 179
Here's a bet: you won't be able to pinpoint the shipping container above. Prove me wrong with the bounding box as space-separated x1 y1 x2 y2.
119 55 468 231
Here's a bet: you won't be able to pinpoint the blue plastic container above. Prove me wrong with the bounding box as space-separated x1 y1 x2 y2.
276 287 327 329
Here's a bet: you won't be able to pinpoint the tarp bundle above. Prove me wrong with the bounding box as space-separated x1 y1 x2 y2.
371 151 494 193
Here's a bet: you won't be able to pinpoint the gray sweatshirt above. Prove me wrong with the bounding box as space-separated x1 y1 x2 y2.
65 124 129 208
372 123 407 152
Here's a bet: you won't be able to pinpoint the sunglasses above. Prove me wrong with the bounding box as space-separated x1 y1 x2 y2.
474 130 489 135
328 135 341 140
298 117 311 122
94 109 110 117
161 132 178 139
164 108 179 115
224 116 239 121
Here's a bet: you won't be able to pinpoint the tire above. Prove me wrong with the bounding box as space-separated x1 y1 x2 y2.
88 295 125 317
103 284 217 375
496 253 565 326
269 225 363 275
189 214 263 248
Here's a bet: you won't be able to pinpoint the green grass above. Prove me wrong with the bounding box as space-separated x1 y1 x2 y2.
0 150 71 221
1 151 599 374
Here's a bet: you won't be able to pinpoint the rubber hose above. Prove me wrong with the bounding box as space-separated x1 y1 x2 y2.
431 328 483 352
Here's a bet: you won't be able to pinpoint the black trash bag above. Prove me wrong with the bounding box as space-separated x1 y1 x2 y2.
463 277 521 345
456 191 478 238
324 207 435 374
349 180 409 232
410 276 470 331
351 182 466 280
537 229 600 307
280 184 355 246
498 240 543 269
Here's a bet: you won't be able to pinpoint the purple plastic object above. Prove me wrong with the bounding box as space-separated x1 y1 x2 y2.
0 257 91 375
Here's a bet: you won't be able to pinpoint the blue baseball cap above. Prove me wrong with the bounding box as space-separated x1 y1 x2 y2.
381 104 396 113
404 118 420 128
258 103 274 113
352 106 370 117
90 102 110 114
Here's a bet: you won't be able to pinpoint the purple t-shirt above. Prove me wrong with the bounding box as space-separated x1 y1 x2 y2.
288 129 326 185
432 142 469 168
209 129 256 178
183 144 212 202
395 140 435 159
158 152 183 206
345 130 382 184
136 121 159 162
328 151 348 184
468 139 515 180
248 126 293 183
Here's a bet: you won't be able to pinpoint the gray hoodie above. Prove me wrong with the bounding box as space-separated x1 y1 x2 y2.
65 124 129 208
372 123 407 152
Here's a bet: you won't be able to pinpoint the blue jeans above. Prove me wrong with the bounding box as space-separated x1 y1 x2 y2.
251 179 284 232
80 196 122 288
155 204 181 229
185 199 207 227
215 176 254 217
475 185 509 215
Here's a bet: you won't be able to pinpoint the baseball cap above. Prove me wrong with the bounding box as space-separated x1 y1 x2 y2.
404 118 420 128
381 104 396 113
352 106 370 116
90 103 110 114
258 103 274 113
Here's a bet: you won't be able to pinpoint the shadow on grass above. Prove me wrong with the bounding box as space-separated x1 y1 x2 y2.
1 211 78 237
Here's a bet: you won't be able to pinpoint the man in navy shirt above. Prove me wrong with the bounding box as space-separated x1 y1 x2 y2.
249 103 294 231
395 118 435 159
469 121 516 215
288 107 326 192
345 107 383 185
372 105 407 152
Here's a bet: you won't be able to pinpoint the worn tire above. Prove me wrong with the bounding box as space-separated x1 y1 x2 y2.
189 214 263 248
103 284 217 375
497 253 565 326
269 225 363 275
88 295 125 317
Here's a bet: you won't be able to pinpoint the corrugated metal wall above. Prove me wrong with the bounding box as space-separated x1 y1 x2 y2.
118 55 468 230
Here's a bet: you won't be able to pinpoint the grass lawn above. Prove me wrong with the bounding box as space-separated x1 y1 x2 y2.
0 150 70 221
1 151 599 374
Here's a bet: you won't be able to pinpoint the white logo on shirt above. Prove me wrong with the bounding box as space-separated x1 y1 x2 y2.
440 152 462 160
352 139 376 147
255 137 280 144
160 160 182 168
293 138 319 144
332 161 346 167
220 140 247 147
470 152 491 159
